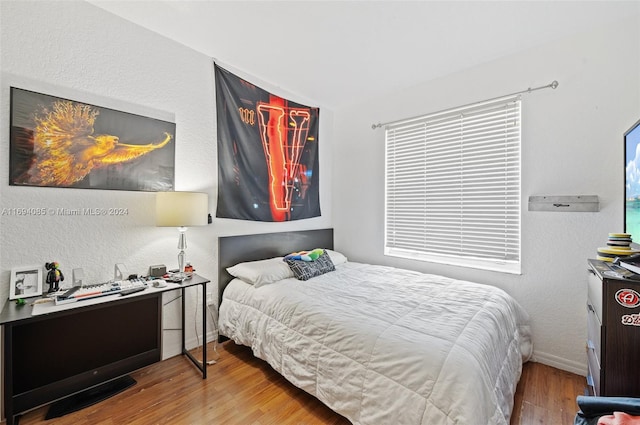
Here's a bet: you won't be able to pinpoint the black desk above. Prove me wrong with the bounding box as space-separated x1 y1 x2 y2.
179 274 210 378
0 274 210 424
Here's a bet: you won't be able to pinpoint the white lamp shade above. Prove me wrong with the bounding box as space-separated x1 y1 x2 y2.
156 192 208 227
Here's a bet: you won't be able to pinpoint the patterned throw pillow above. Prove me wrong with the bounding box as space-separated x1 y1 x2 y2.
285 251 335 281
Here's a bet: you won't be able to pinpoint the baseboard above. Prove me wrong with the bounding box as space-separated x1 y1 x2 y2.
163 330 218 359
184 330 218 351
531 350 587 376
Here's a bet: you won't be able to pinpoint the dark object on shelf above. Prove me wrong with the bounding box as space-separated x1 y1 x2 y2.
45 261 64 293
618 253 640 275
58 286 80 300
149 264 166 278
45 375 136 419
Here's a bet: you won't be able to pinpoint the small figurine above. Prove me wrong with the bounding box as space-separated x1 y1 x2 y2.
45 262 64 293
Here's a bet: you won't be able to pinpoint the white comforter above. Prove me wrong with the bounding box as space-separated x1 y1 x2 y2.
219 262 532 425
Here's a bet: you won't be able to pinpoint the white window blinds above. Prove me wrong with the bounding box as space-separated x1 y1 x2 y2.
385 95 521 272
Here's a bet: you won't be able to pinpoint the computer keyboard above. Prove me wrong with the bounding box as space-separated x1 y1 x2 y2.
54 278 162 305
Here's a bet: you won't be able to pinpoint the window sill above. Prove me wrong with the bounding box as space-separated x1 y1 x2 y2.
384 248 521 275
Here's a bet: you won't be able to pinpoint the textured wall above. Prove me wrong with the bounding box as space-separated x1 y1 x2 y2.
0 0 217 359
0 0 333 365
332 15 640 374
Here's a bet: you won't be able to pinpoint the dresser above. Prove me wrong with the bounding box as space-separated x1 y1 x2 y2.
587 259 640 396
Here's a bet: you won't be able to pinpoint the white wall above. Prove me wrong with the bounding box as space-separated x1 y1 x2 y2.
332 14 640 374
1 0 636 396
334 12 640 373
0 0 332 363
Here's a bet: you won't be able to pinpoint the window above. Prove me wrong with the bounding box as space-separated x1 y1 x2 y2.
384 95 521 274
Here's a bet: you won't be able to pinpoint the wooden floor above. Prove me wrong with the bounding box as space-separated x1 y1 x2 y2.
14 341 586 425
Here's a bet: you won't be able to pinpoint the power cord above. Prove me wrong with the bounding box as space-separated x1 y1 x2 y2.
193 287 219 365
157 288 220 364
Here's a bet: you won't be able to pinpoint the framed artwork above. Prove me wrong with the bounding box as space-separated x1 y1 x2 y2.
10 87 175 191
10 266 43 300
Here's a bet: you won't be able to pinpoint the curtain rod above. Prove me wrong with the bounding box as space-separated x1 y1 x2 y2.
371 80 559 130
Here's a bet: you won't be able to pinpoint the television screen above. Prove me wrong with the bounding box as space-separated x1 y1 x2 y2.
625 118 640 237
9 295 161 415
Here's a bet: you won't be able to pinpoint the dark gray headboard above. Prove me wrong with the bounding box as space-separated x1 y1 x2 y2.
217 228 334 306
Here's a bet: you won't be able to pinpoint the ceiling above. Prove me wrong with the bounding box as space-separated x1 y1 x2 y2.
89 1 639 109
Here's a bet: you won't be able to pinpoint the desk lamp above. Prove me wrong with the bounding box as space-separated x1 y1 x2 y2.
156 191 208 278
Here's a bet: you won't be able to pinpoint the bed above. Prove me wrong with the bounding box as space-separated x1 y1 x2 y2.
218 229 532 425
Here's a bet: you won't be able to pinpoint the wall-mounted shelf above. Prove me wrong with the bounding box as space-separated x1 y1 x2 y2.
528 195 599 212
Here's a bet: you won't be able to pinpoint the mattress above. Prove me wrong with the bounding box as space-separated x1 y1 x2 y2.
219 261 532 425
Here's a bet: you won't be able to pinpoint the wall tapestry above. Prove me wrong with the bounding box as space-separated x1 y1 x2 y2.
10 87 175 191
215 65 320 222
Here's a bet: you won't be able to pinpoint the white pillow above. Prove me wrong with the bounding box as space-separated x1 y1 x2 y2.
325 249 348 265
226 257 294 287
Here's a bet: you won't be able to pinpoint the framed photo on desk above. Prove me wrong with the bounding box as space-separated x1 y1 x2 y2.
10 266 43 300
